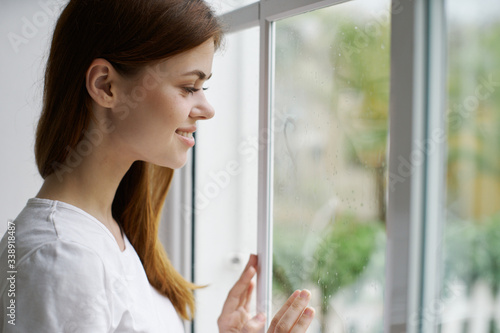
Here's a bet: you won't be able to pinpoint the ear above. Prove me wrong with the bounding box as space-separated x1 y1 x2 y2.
86 58 117 108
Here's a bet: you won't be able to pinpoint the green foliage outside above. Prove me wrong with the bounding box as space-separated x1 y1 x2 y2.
444 213 500 295
273 4 390 331
311 215 383 316
273 1 500 332
273 214 385 331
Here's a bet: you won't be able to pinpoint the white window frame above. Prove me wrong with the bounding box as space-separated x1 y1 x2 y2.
162 0 448 332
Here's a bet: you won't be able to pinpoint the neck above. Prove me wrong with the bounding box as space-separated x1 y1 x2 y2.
36 138 133 228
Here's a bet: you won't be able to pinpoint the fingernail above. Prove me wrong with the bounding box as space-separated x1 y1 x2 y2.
299 289 311 299
304 307 315 317
293 290 300 297
257 313 266 322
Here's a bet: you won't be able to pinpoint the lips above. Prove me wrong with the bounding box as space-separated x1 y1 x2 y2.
175 125 196 134
175 126 196 147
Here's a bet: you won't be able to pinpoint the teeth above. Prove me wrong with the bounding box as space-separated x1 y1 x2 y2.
177 131 193 138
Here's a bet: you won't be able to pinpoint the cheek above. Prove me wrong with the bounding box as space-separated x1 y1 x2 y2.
113 86 189 147
148 105 182 136
135 90 175 128
147 87 183 118
155 94 191 125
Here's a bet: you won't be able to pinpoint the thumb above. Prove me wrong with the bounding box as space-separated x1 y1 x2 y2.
241 313 266 333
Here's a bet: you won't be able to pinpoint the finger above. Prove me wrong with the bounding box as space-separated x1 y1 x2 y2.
222 255 258 312
290 307 315 333
242 313 266 333
224 265 256 310
243 280 254 312
221 305 250 331
268 290 300 332
245 254 258 270
272 289 311 332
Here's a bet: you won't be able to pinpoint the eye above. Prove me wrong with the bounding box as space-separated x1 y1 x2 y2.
183 87 199 94
182 87 209 95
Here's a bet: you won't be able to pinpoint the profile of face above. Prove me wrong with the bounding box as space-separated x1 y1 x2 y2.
87 38 216 169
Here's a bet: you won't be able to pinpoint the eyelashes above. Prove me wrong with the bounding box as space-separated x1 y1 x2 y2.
183 87 209 95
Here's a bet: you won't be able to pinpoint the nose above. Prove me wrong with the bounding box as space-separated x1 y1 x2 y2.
190 93 215 120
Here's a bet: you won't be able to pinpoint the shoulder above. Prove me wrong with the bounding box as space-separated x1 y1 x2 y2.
18 239 106 279
0 199 114 293
0 241 112 332
0 198 121 272
2 239 109 299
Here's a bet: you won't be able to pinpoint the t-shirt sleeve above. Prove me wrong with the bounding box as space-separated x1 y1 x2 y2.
1 241 112 333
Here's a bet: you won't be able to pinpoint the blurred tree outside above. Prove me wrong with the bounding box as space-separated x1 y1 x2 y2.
443 13 500 302
272 1 500 332
273 215 384 331
446 17 500 222
330 17 390 224
444 213 500 296
273 2 390 331
312 215 383 331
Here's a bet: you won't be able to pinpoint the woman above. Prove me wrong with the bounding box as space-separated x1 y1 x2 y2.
0 0 315 332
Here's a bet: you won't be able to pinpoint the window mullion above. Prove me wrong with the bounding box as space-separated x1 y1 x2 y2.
420 0 447 332
257 15 274 332
385 0 428 332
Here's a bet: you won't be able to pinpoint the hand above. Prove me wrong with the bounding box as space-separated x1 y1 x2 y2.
267 290 315 332
218 254 266 332
218 254 315 333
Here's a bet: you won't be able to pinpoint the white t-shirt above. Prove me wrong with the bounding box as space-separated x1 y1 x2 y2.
0 198 185 333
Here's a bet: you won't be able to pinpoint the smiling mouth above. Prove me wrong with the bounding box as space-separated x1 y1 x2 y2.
175 130 194 138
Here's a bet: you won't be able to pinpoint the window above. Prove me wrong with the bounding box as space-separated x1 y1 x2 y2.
181 0 500 332
272 1 389 331
438 1 500 331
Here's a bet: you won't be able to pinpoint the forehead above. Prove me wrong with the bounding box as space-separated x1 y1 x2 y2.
153 39 215 78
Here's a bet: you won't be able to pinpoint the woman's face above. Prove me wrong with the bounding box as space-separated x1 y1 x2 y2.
110 38 215 169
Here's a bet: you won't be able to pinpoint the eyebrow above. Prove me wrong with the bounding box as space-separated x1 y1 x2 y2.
182 70 212 80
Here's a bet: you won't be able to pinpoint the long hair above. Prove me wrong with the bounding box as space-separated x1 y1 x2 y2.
35 0 223 320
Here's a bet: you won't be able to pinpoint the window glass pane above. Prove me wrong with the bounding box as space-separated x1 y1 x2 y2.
205 0 257 16
194 27 259 331
441 1 500 331
272 1 390 331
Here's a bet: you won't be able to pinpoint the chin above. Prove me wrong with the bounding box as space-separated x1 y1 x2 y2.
168 161 188 169
156 156 189 169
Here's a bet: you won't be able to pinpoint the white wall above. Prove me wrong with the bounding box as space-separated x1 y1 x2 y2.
0 0 65 236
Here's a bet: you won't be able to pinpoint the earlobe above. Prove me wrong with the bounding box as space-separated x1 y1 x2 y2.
86 59 116 108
